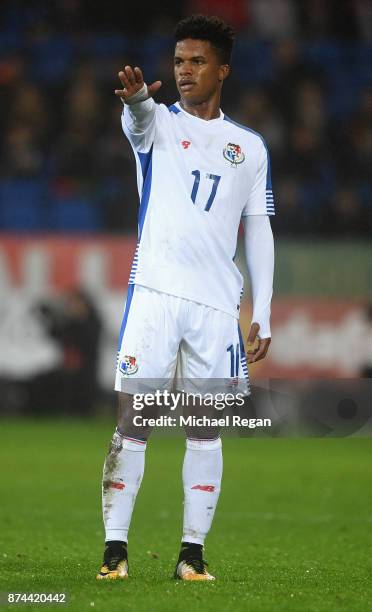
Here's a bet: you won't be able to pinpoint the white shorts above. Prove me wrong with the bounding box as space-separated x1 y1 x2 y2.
115 284 250 395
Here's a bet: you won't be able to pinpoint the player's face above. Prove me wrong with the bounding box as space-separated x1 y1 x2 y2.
174 39 229 104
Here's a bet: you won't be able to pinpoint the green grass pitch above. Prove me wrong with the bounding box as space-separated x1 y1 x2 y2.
1 419 372 611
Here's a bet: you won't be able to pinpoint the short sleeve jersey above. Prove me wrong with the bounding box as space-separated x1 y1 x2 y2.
122 100 275 319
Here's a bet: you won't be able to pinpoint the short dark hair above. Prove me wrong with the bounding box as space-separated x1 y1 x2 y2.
175 15 235 64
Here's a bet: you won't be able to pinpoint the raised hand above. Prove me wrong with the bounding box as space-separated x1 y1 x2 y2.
115 65 162 102
246 322 271 364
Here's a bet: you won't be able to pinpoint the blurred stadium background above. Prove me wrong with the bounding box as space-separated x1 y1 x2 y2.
0 0 371 416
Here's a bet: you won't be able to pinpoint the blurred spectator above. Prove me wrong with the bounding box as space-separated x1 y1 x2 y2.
31 290 102 416
52 125 97 183
328 186 368 236
288 126 330 184
332 88 372 188
299 0 360 39
150 51 178 106
294 80 326 136
1 125 45 178
269 41 324 123
187 0 249 29
237 89 285 155
250 0 298 39
9 83 49 138
272 177 304 234
66 62 102 132
81 0 182 33
95 98 139 232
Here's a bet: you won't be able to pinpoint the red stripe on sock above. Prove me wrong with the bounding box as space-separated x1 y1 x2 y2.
191 484 215 492
109 482 125 490
124 436 147 445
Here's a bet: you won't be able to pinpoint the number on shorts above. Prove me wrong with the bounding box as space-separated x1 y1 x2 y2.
227 343 240 377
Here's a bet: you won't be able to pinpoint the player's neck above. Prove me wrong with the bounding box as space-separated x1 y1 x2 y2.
179 97 221 121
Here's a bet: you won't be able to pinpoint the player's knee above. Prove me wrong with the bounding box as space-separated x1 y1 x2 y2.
183 425 220 440
183 401 221 440
106 429 124 458
116 391 155 441
116 410 152 441
116 424 150 441
105 429 148 466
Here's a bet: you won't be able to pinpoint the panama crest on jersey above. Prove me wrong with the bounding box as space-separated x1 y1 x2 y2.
119 355 138 376
223 142 245 167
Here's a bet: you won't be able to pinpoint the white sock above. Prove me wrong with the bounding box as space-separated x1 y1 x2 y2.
182 437 223 545
102 430 147 542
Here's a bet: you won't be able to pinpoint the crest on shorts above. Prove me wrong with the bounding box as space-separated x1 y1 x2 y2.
223 142 245 167
119 355 138 376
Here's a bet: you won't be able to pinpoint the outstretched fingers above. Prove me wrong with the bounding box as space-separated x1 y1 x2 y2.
116 66 143 99
147 80 162 96
124 65 136 85
115 65 161 100
118 70 129 89
133 66 144 84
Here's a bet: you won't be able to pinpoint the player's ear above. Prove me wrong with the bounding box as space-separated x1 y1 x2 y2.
218 64 230 82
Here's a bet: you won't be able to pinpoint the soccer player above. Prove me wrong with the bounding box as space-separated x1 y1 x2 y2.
97 15 274 581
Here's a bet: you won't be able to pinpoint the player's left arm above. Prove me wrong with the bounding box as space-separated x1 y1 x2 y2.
242 138 275 363
243 214 274 363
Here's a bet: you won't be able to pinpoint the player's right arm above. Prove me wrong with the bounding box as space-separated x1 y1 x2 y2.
115 66 162 151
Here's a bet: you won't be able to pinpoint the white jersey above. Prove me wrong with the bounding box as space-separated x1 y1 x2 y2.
122 99 275 319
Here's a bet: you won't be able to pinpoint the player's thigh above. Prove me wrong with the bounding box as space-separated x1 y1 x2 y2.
115 285 181 392
179 303 249 384
178 304 249 438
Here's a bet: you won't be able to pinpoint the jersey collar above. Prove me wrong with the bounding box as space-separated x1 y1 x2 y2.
174 101 224 124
